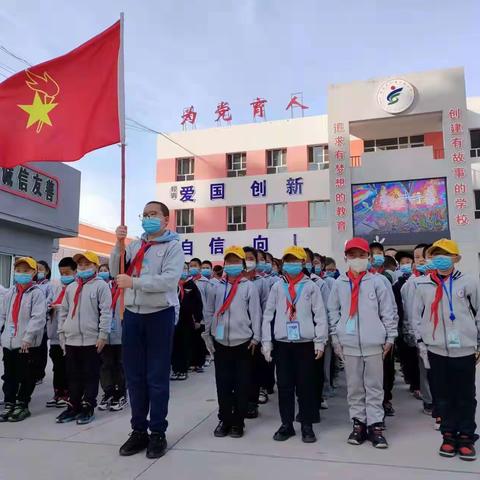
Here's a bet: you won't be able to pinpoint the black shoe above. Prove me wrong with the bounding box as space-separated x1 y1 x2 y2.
368 423 388 448
56 406 80 423
273 424 296 441
383 401 395 417
0 403 15 422
348 419 367 445
301 424 317 443
76 403 95 425
245 404 259 419
214 421 230 437
146 433 167 459
8 403 31 422
119 431 150 456
230 426 244 438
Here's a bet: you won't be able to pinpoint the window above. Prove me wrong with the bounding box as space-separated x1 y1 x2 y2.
176 209 194 233
474 190 480 220
0 253 12 288
470 129 480 158
308 145 329 170
363 135 425 152
309 201 330 227
176 157 194 181
227 152 246 177
227 206 246 231
267 203 288 228
266 149 287 174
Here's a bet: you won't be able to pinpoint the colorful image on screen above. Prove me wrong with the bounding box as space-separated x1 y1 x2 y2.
352 178 449 243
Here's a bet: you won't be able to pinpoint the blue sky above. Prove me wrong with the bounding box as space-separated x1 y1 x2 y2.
1 0 479 236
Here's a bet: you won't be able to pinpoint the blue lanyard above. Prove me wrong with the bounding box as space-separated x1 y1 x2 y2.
223 282 230 302
282 281 306 306
440 275 455 321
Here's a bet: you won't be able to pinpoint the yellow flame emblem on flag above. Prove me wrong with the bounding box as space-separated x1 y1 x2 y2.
18 70 60 133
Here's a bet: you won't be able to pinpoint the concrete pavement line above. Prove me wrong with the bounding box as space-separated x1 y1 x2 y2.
134 407 218 480
0 435 119 448
172 447 480 476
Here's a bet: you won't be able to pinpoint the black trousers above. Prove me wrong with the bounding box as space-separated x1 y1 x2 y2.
275 341 316 426
171 324 193 374
2 347 41 406
214 341 252 428
383 346 395 403
49 344 68 394
248 345 264 405
100 345 125 398
428 352 477 438
66 345 101 410
36 331 49 381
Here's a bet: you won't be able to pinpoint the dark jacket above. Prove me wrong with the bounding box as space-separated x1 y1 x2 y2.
177 279 203 329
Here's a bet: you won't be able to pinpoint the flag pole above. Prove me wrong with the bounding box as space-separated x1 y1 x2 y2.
119 12 126 319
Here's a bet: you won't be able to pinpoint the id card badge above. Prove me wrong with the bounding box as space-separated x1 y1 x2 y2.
9 324 15 337
447 330 461 348
286 321 301 341
111 317 117 332
215 323 225 341
346 315 357 335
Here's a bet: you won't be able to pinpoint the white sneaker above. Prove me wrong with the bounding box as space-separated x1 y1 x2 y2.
98 394 113 411
110 396 128 411
320 399 329 410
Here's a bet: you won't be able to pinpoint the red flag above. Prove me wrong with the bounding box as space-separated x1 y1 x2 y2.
0 21 121 168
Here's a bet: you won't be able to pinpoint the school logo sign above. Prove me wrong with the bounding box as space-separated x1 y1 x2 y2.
377 79 414 114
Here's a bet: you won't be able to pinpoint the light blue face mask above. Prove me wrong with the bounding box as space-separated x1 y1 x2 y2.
189 267 200 276
61 275 75 285
142 217 163 235
77 269 95 280
372 254 385 267
180 272 188 280
283 263 303 276
264 263 273 274
98 271 110 281
224 265 244 277
325 271 336 278
256 262 266 273
201 268 212 278
314 265 322 275
400 264 412 275
431 255 453 271
367 261 372 271
37 272 46 281
416 264 428 274
305 262 312 272
14 273 33 285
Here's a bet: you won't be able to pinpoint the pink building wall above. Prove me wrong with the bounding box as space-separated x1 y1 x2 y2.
246 204 267 229
194 206 227 233
246 150 267 176
195 153 227 180
287 146 308 172
288 201 309 228
156 158 176 183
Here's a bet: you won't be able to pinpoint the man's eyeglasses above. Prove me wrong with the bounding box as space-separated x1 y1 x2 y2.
138 213 161 220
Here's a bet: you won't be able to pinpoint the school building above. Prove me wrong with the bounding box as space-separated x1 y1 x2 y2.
156 67 480 274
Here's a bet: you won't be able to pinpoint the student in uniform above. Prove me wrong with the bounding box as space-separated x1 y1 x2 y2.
36 260 52 384
412 239 479 461
56 251 112 425
203 246 261 438
45 257 77 408
328 238 396 448
262 246 328 444
98 265 128 412
212 265 224 283
201 260 213 280
171 264 203 381
0 257 47 422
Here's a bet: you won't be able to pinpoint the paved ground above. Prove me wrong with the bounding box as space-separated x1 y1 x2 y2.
0 361 479 480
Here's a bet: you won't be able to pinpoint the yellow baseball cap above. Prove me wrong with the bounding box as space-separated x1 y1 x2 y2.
73 251 100 266
282 246 307 261
224 246 246 260
428 239 460 256
14 257 37 270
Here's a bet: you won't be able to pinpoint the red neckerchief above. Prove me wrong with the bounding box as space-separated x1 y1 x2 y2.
178 279 186 301
215 275 243 318
429 271 448 339
192 274 202 282
12 282 34 335
346 270 367 317
110 282 119 313
245 270 256 281
370 266 384 274
412 267 421 277
52 286 67 306
72 276 95 317
285 273 304 320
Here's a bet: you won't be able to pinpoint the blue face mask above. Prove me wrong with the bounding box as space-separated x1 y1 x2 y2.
189 267 200 277
224 265 243 277
372 254 385 267
400 264 412 275
314 265 322 275
60 275 75 285
14 273 33 285
416 264 428 274
305 262 312 272
367 261 372 271
256 262 266 273
271 271 279 277
283 263 303 276
77 269 95 280
264 263 273 274
201 268 212 278
325 271 336 278
180 272 188 280
142 217 163 235
431 255 453 271
98 271 110 281
37 272 45 281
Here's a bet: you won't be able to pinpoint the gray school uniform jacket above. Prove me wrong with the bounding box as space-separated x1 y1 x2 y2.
58 277 112 347
109 231 184 315
262 275 328 351
47 283 65 345
249 274 269 311
0 285 47 350
327 272 397 356
311 274 331 308
411 270 480 358
400 275 421 343
204 277 262 347
108 294 122 345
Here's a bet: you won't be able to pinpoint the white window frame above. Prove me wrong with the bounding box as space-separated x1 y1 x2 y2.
176 208 194 233
227 205 246 231
309 200 330 227
176 157 194 181
266 149 287 174
470 129 480 158
0 253 13 288
267 203 288 229
364 135 425 152
308 145 329 171
227 152 247 177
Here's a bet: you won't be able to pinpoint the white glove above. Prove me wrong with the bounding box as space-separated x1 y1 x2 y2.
417 342 430 369
202 333 215 356
333 342 345 362
59 334 66 355
261 343 273 363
